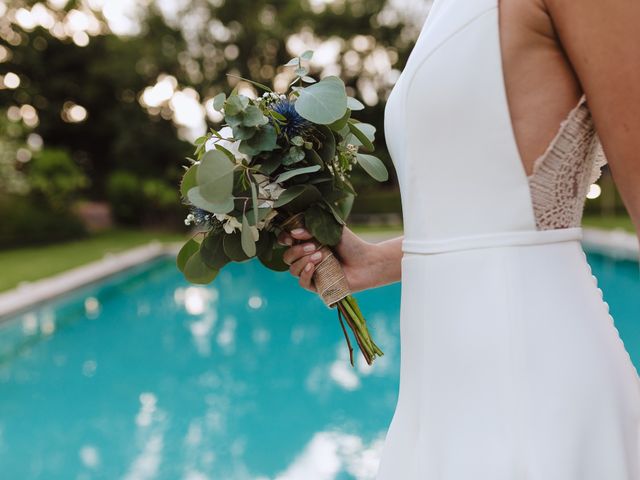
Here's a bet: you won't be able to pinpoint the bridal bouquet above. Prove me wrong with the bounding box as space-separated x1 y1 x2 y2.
177 50 387 366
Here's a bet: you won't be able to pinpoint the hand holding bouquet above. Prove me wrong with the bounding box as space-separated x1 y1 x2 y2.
177 51 388 366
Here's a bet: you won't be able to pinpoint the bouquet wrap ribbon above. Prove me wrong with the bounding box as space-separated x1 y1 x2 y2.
281 213 351 308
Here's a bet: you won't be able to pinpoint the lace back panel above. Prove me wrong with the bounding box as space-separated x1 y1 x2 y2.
527 94 608 230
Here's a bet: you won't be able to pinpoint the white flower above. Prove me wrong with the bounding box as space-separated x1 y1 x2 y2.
253 172 285 205
214 213 242 234
205 126 250 164
184 213 196 226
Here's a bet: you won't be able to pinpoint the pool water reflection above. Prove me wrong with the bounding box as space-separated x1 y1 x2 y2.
0 250 637 479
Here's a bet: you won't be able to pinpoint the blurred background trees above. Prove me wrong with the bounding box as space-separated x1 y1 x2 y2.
0 0 625 247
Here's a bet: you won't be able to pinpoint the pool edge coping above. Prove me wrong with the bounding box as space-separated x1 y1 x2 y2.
0 242 180 321
582 227 639 262
0 227 636 321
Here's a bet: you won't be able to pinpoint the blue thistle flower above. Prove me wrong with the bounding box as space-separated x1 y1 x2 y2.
269 99 314 139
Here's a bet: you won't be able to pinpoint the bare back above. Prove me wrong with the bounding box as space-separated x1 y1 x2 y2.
499 0 583 176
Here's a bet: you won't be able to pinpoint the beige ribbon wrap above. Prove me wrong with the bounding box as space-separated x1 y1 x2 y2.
281 212 351 308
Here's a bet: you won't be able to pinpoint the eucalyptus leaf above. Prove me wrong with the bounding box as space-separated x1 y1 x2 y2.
180 164 198 199
347 97 365 111
187 187 235 214
225 94 250 115
250 180 259 225
258 244 289 272
347 122 374 152
225 114 243 129
275 165 321 183
255 230 273 257
301 76 316 84
213 144 236 163
256 154 281 175
213 93 226 111
356 153 389 182
240 214 256 257
270 110 287 121
232 125 257 140
197 149 235 203
243 105 269 127
305 148 324 166
294 76 348 125
300 50 314 60
282 146 306 166
177 238 200 272
323 199 347 225
303 204 343 246
273 184 321 210
335 192 355 220
259 249 289 272
347 122 376 145
184 250 219 284
283 58 299 67
200 233 230 270
223 231 250 261
239 124 278 155
327 109 351 132
317 125 336 163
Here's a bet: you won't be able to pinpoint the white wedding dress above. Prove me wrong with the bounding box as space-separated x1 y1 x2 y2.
378 0 640 478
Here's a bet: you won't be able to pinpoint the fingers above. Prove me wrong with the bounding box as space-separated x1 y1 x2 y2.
277 228 314 246
278 227 325 293
299 260 317 292
282 241 318 266
276 231 293 246
288 249 324 276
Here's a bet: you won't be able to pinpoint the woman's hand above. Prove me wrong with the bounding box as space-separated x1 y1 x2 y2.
277 225 386 294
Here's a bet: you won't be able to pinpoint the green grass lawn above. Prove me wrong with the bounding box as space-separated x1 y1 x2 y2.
582 215 636 233
0 216 634 293
0 229 186 293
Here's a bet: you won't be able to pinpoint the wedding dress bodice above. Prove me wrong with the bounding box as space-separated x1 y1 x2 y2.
383 0 607 247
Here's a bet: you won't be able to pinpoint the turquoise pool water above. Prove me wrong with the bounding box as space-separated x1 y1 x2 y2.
0 250 637 480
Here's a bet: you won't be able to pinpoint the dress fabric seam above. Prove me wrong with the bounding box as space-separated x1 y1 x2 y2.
403 6 497 101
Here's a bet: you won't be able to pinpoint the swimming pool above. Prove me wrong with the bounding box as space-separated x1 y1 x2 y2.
0 249 637 480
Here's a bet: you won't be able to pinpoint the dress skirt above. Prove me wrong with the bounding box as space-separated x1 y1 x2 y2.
375 238 640 479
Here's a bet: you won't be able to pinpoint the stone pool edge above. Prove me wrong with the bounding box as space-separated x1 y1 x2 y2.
0 242 180 321
582 227 639 262
0 228 636 321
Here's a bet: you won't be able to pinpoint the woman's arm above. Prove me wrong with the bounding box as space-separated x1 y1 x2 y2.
545 0 640 239
278 227 404 293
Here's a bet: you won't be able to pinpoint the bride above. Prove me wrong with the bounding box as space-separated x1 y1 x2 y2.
279 0 640 478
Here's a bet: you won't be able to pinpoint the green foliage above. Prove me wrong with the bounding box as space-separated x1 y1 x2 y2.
356 154 389 182
191 149 236 210
223 231 250 261
177 238 200 272
28 148 89 211
275 165 321 183
201 233 231 269
107 170 182 226
0 195 86 248
240 214 256 257
294 76 348 125
303 204 343 246
183 250 219 284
